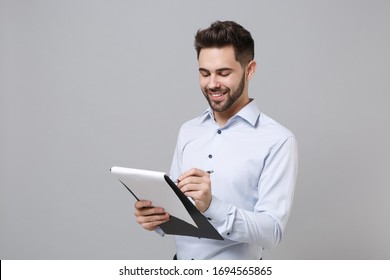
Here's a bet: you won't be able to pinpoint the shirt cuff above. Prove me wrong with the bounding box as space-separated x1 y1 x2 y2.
154 226 165 237
203 195 230 224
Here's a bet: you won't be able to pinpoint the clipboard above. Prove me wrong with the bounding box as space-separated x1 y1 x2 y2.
110 166 223 240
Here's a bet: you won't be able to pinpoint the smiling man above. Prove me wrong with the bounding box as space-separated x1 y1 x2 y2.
134 20 298 260
198 46 255 126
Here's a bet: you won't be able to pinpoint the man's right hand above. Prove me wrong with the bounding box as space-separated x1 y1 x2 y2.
134 200 170 231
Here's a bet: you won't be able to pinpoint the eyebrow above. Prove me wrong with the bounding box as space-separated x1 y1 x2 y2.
198 67 234 73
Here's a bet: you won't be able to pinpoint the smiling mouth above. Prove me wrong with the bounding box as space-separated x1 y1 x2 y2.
208 90 227 99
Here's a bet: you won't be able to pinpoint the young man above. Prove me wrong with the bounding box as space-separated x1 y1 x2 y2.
135 21 298 260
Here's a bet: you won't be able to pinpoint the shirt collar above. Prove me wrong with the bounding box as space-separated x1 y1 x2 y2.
235 99 260 127
199 99 261 127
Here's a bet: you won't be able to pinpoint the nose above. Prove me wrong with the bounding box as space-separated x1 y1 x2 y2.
207 74 221 90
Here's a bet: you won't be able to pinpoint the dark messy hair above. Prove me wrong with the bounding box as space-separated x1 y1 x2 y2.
194 20 255 67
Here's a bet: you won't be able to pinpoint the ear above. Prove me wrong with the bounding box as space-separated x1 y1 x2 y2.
246 60 257 80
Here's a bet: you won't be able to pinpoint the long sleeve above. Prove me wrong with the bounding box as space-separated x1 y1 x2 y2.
203 136 298 249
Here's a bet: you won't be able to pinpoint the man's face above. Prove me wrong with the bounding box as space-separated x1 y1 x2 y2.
198 46 248 114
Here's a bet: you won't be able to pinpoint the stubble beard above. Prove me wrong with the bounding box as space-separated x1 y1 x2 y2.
203 73 246 113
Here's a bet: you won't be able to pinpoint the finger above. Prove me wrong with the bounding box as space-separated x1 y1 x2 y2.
134 206 166 217
136 212 169 224
140 218 169 231
134 200 152 209
180 182 203 194
177 176 202 189
136 213 170 230
179 176 211 193
182 188 209 200
178 168 205 182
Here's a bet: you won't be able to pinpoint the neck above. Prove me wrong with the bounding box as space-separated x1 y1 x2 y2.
214 96 251 126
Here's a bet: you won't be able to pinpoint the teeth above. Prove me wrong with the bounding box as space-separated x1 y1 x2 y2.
211 93 223 97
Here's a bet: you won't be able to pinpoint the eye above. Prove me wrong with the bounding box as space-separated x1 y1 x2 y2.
199 70 210 77
220 72 231 77
218 70 232 77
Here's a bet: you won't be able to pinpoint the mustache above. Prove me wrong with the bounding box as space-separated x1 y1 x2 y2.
206 87 228 93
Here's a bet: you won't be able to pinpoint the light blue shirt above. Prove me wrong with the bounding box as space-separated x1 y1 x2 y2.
169 100 298 260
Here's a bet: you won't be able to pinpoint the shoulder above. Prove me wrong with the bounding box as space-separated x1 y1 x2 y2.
176 110 211 142
257 112 295 142
179 110 210 133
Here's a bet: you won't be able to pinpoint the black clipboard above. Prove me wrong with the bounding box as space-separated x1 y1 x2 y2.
111 166 223 240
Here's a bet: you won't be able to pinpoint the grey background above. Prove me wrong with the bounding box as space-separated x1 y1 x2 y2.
1 0 389 260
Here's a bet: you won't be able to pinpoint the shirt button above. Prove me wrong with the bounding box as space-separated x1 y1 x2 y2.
208 154 213 158
217 130 222 134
